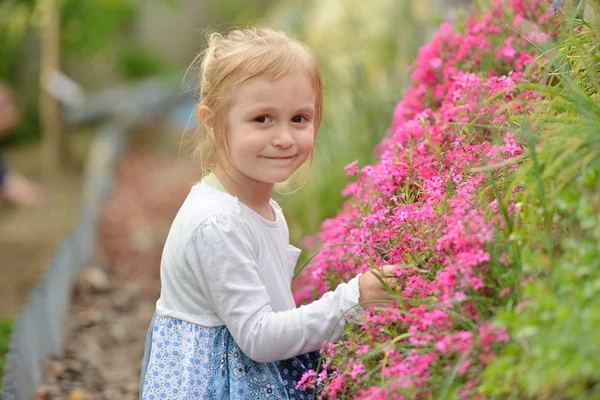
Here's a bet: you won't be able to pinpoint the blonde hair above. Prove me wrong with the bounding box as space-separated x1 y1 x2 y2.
185 27 324 184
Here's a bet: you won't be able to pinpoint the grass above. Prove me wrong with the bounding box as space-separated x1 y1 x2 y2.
0 318 14 391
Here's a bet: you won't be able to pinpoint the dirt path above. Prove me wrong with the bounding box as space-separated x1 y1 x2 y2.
34 267 157 399
34 133 199 399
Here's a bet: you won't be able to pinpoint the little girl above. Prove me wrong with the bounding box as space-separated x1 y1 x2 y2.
139 28 397 399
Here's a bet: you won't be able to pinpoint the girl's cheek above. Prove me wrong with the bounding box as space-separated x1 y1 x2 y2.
300 130 316 150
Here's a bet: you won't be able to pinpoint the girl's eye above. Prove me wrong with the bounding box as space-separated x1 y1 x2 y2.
254 115 272 124
292 115 309 123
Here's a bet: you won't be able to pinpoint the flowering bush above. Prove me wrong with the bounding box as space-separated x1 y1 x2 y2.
293 1 570 398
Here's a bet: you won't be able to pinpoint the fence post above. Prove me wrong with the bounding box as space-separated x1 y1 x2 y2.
40 0 64 182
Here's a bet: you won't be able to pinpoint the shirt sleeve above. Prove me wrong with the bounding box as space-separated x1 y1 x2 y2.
185 212 363 363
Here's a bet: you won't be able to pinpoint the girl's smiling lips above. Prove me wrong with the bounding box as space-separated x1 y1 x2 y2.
262 155 297 160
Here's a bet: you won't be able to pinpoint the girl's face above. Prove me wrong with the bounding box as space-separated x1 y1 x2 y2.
222 72 316 185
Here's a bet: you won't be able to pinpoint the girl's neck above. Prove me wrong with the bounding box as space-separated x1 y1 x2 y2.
214 166 275 221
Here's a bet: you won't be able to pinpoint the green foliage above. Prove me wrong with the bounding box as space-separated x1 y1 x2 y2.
206 0 273 26
117 45 169 80
481 5 600 398
0 0 36 82
60 0 172 81
60 0 138 56
0 103 41 146
0 0 139 82
0 0 170 146
0 318 14 391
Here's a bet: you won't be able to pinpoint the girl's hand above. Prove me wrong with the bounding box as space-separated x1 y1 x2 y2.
358 265 401 304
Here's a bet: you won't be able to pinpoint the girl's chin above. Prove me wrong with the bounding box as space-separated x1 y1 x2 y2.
240 173 291 185
260 175 293 184
252 170 298 185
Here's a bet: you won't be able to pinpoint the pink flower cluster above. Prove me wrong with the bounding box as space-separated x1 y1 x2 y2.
294 1 559 398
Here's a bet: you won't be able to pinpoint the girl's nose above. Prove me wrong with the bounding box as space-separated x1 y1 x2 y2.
273 126 295 148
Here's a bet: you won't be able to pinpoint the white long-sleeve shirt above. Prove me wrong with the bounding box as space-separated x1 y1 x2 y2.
155 182 363 363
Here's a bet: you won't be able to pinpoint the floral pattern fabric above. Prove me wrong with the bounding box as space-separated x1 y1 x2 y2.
140 315 320 400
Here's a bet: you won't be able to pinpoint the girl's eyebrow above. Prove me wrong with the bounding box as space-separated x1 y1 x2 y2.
295 106 315 115
245 105 277 114
245 104 315 115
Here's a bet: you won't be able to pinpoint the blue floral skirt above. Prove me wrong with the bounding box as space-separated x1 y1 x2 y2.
139 314 321 400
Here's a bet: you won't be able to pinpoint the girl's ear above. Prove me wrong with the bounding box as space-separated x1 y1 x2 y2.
197 105 215 140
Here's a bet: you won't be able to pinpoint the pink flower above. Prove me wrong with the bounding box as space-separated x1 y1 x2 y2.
344 160 360 177
295 370 316 391
497 37 517 60
429 57 443 69
350 362 366 380
356 344 371 356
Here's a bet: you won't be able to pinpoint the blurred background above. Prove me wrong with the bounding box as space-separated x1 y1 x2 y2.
0 0 467 398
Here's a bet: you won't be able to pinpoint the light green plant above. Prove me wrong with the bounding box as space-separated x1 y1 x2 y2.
481 4 600 398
